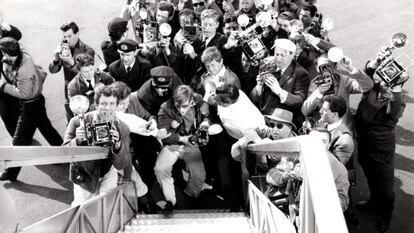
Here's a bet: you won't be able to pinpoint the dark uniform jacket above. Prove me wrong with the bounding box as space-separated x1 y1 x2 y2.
137 74 183 116
109 56 152 92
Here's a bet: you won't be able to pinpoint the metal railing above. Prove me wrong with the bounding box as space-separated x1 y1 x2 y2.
248 180 297 233
20 182 138 233
247 135 348 233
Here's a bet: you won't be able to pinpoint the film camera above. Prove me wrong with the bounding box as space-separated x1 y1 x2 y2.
60 39 71 57
182 25 200 42
69 95 116 147
375 33 409 86
189 125 209 146
236 12 271 62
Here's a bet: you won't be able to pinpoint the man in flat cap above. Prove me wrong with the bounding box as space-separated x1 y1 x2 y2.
101 17 129 69
49 22 95 122
137 65 183 116
108 39 153 92
251 38 310 128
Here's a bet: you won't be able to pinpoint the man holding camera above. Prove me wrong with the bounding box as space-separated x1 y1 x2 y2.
355 49 407 233
108 39 152 92
49 22 95 122
64 85 132 206
301 53 373 129
67 53 114 112
250 38 310 128
155 85 209 215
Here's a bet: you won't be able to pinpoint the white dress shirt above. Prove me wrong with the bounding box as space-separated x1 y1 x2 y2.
218 90 266 139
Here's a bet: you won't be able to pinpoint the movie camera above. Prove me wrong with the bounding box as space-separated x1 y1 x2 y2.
375 32 409 86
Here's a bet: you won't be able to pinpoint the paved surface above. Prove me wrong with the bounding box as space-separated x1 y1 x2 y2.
0 0 413 232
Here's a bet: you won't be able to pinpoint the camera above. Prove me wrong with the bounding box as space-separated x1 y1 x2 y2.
315 64 335 94
183 25 198 41
86 122 114 146
60 39 71 57
189 126 209 146
376 58 406 86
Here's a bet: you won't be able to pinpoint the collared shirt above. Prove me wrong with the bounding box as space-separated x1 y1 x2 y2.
210 66 227 87
82 76 95 88
327 118 343 132
123 59 136 73
218 90 266 139
203 33 216 47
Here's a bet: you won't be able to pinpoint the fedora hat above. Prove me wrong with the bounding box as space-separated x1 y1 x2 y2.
265 108 295 129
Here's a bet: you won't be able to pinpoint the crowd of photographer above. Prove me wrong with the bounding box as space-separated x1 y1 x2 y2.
0 0 409 232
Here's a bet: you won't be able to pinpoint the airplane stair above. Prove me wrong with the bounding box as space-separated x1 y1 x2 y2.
121 210 253 233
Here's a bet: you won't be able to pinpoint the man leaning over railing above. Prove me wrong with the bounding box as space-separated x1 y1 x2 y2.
63 85 132 206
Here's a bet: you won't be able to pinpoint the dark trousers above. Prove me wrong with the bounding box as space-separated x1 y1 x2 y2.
358 141 395 222
201 131 243 209
0 92 20 137
4 94 63 180
130 133 161 191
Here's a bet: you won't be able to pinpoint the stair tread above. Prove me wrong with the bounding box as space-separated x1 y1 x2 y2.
135 212 246 219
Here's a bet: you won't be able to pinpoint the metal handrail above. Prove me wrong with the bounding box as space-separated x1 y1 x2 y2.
19 182 138 233
247 135 348 233
248 180 297 233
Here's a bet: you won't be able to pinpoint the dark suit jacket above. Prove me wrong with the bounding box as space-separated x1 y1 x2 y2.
251 60 310 127
108 56 152 92
67 71 114 110
175 33 228 84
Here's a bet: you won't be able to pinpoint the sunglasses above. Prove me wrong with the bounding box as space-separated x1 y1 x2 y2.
268 122 284 129
193 2 205 7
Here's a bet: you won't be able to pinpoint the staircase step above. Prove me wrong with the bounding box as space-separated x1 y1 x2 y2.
122 221 252 233
134 212 246 220
130 216 248 226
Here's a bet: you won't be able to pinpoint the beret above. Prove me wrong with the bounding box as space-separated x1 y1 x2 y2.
117 39 138 52
150 66 175 85
108 17 128 33
272 38 297 53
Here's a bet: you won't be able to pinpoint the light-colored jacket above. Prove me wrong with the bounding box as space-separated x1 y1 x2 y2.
2 52 46 100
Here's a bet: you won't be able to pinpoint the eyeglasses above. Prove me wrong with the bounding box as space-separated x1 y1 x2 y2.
193 2 205 7
268 122 284 129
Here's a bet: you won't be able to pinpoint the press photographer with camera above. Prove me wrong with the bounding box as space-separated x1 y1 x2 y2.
355 47 407 233
250 38 309 128
49 22 95 122
67 53 115 113
154 85 209 215
301 51 373 129
64 85 133 206
0 37 63 182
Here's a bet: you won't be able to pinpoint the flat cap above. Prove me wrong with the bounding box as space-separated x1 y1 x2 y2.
117 39 138 52
108 17 128 33
273 38 297 53
150 66 175 85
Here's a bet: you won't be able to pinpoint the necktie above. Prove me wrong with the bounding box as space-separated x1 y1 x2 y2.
126 66 131 75
275 69 282 81
86 80 93 91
